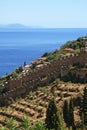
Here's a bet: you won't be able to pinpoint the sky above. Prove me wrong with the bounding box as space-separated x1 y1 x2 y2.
0 0 87 28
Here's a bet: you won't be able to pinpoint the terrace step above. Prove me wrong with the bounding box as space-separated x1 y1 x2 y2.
0 111 22 122
10 104 36 117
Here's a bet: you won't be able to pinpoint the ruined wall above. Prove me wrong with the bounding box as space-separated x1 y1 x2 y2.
0 52 87 106
70 68 87 82
0 70 61 106
4 52 87 91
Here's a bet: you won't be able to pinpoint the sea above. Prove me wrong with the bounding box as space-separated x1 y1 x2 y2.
0 28 87 77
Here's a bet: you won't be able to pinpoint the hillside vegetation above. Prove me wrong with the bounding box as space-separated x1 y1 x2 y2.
42 36 87 62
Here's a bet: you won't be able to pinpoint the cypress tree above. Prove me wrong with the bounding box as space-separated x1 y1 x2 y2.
45 98 62 130
68 99 75 129
82 87 87 125
63 100 69 126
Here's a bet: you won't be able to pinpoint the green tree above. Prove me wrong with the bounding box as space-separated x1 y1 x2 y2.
82 87 87 126
6 117 18 130
21 116 30 130
24 61 26 66
30 121 48 130
1 128 7 130
63 100 69 126
45 98 62 130
68 99 75 129
16 66 23 74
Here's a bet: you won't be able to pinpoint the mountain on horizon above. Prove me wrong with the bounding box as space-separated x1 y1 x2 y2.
0 24 46 32
0 24 44 28
0 24 35 31
0 24 27 28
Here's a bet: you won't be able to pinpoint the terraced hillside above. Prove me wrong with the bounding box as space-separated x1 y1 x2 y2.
0 36 87 129
0 80 86 129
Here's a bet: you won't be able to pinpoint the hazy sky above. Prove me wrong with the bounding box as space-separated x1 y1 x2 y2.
0 0 87 28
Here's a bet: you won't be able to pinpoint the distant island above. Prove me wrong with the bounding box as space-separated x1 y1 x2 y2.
0 24 32 32
0 24 45 31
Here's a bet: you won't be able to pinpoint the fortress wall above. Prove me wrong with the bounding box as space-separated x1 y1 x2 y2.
70 69 87 81
8 53 87 90
0 52 87 106
0 70 61 106
5 52 87 91
6 78 22 91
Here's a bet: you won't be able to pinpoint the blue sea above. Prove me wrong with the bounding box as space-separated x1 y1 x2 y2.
0 28 87 77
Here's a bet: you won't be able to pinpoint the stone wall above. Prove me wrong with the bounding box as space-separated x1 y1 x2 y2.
0 51 87 106
70 68 87 82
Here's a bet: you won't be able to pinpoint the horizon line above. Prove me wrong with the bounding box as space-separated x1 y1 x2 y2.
0 23 87 29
